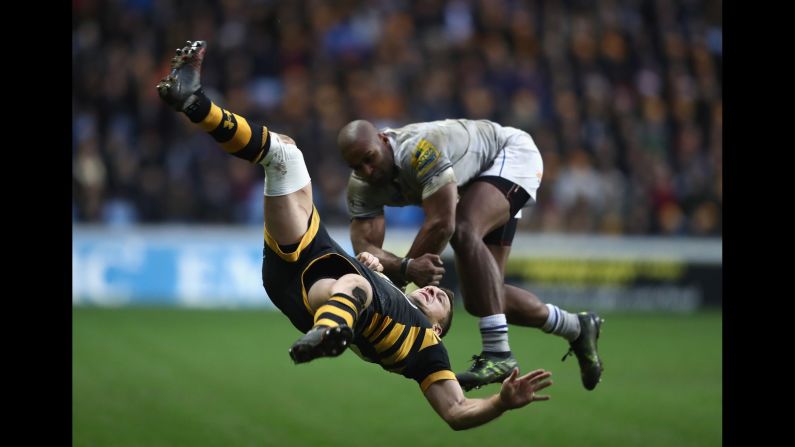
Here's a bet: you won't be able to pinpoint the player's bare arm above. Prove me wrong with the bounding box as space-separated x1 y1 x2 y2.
423 368 553 430
351 215 447 287
398 181 457 287
350 215 406 279
407 181 457 258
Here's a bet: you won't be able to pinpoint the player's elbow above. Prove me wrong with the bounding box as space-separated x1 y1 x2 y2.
428 218 455 242
442 415 468 431
438 405 468 431
447 420 467 431
440 222 455 241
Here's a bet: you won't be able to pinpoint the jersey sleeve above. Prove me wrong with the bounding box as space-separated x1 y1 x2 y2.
346 173 384 219
402 335 457 391
421 167 457 200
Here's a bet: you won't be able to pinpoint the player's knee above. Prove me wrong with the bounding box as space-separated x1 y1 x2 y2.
450 220 478 249
331 274 372 309
263 132 311 196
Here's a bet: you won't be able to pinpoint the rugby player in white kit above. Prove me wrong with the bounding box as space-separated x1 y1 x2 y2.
338 118 604 391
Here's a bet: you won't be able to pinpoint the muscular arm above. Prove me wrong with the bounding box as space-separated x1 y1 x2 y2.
424 379 506 431
350 215 404 282
350 182 457 287
423 369 553 431
406 182 457 258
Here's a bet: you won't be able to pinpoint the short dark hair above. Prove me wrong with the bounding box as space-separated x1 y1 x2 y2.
438 287 455 338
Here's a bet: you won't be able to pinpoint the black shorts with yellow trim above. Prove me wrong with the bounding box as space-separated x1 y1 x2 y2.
261 208 364 333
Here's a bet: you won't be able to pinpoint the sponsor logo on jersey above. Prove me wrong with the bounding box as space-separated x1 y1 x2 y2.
411 139 441 176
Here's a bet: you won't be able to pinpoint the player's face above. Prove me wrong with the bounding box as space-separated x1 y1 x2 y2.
409 286 451 325
343 135 393 186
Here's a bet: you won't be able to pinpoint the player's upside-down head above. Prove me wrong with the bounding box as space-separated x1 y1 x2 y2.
407 285 455 338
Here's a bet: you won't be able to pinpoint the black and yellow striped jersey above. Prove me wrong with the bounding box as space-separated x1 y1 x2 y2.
351 269 456 391
262 209 456 391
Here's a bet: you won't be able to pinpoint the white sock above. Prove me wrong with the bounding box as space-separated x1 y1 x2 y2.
479 314 510 353
541 304 581 342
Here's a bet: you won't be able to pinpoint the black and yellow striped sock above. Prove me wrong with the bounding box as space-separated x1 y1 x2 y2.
182 90 270 164
313 292 363 330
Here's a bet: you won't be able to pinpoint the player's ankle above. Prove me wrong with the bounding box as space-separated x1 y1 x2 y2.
183 89 211 121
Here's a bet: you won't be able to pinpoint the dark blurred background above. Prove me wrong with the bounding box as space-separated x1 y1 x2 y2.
72 0 721 236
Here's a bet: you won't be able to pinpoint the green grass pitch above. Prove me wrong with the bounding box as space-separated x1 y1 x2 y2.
73 307 721 447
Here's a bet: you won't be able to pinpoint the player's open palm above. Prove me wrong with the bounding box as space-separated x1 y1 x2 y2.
498 368 553 410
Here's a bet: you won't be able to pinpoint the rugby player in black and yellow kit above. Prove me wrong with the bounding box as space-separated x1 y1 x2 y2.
156 40 554 430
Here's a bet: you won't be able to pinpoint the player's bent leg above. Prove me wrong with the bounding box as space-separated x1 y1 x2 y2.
289 274 372 364
503 285 550 327
450 181 510 317
305 274 373 314
157 41 271 166
157 40 315 243
328 274 373 310
451 181 519 391
262 132 314 245
486 243 550 327
263 184 312 246
483 205 604 391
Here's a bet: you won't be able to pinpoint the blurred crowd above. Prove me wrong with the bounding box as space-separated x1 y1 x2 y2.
73 0 722 236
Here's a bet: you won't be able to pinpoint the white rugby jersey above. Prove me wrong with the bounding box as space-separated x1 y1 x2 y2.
347 119 506 218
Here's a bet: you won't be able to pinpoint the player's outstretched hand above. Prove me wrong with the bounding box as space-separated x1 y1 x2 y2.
498 368 553 410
